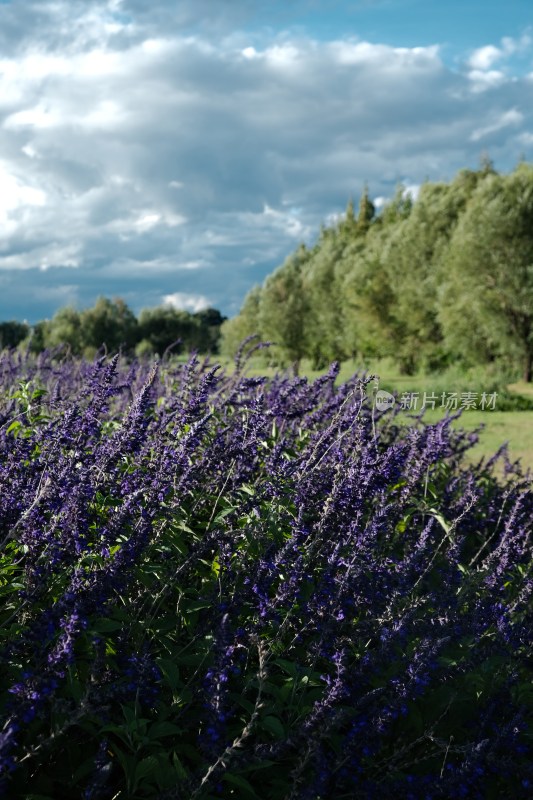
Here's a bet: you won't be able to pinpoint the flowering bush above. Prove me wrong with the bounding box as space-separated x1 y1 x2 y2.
0 342 531 799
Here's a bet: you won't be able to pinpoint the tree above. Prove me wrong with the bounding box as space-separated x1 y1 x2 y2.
137 306 194 356
440 164 533 382
219 286 263 359
357 184 375 231
25 321 49 354
0 321 29 350
193 308 227 354
376 172 484 373
303 236 349 367
379 184 413 226
258 245 311 374
81 297 138 354
45 307 84 354
341 223 403 366
339 196 358 238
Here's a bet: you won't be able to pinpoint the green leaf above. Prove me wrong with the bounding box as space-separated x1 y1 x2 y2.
92 618 123 632
229 693 256 714
0 583 24 597
133 756 158 791
261 715 285 739
109 743 137 782
178 652 209 667
184 600 212 613
157 658 181 691
213 507 235 524
273 658 299 678
172 752 188 780
428 508 451 534
148 721 182 739
222 773 259 798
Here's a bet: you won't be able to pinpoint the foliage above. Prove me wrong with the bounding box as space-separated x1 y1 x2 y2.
16 299 226 359
0 348 531 799
439 164 533 382
0 322 29 351
137 306 225 357
226 162 533 382
220 287 263 362
257 245 311 374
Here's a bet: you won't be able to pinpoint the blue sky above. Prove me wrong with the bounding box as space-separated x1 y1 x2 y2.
0 0 532 323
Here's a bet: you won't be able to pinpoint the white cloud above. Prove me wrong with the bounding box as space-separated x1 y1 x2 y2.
21 144 39 159
468 45 502 71
467 69 507 92
468 34 531 71
241 46 258 59
0 0 531 322
373 183 419 211
265 43 301 69
34 284 80 306
162 291 211 312
0 241 81 271
0 163 46 228
106 210 187 237
403 184 421 201
471 108 523 141
5 104 64 130
501 33 532 55
516 131 533 146
261 204 312 239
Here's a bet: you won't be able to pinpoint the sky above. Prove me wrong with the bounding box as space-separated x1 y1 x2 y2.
1 0 533 323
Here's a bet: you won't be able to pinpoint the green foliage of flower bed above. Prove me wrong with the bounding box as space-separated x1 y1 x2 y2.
0 343 532 798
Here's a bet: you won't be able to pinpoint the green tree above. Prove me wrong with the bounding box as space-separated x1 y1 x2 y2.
24 321 49 354
357 184 375 231
219 286 263 359
377 172 484 373
258 245 311 374
81 297 138 354
0 321 29 350
440 164 533 382
341 222 403 365
379 184 413 226
45 307 84 354
339 196 358 238
303 236 349 367
137 306 194 356
193 308 227 354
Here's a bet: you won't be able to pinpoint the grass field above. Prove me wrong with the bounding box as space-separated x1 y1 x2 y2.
221 354 533 474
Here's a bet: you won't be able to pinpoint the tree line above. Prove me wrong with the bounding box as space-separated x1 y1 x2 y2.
0 298 226 358
221 160 533 382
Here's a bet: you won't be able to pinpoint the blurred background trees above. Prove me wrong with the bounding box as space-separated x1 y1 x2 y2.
12 297 226 359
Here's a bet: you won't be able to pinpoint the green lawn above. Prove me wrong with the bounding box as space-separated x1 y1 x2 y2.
413 409 533 473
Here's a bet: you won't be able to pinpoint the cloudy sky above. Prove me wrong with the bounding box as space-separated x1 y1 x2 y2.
1 0 532 323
